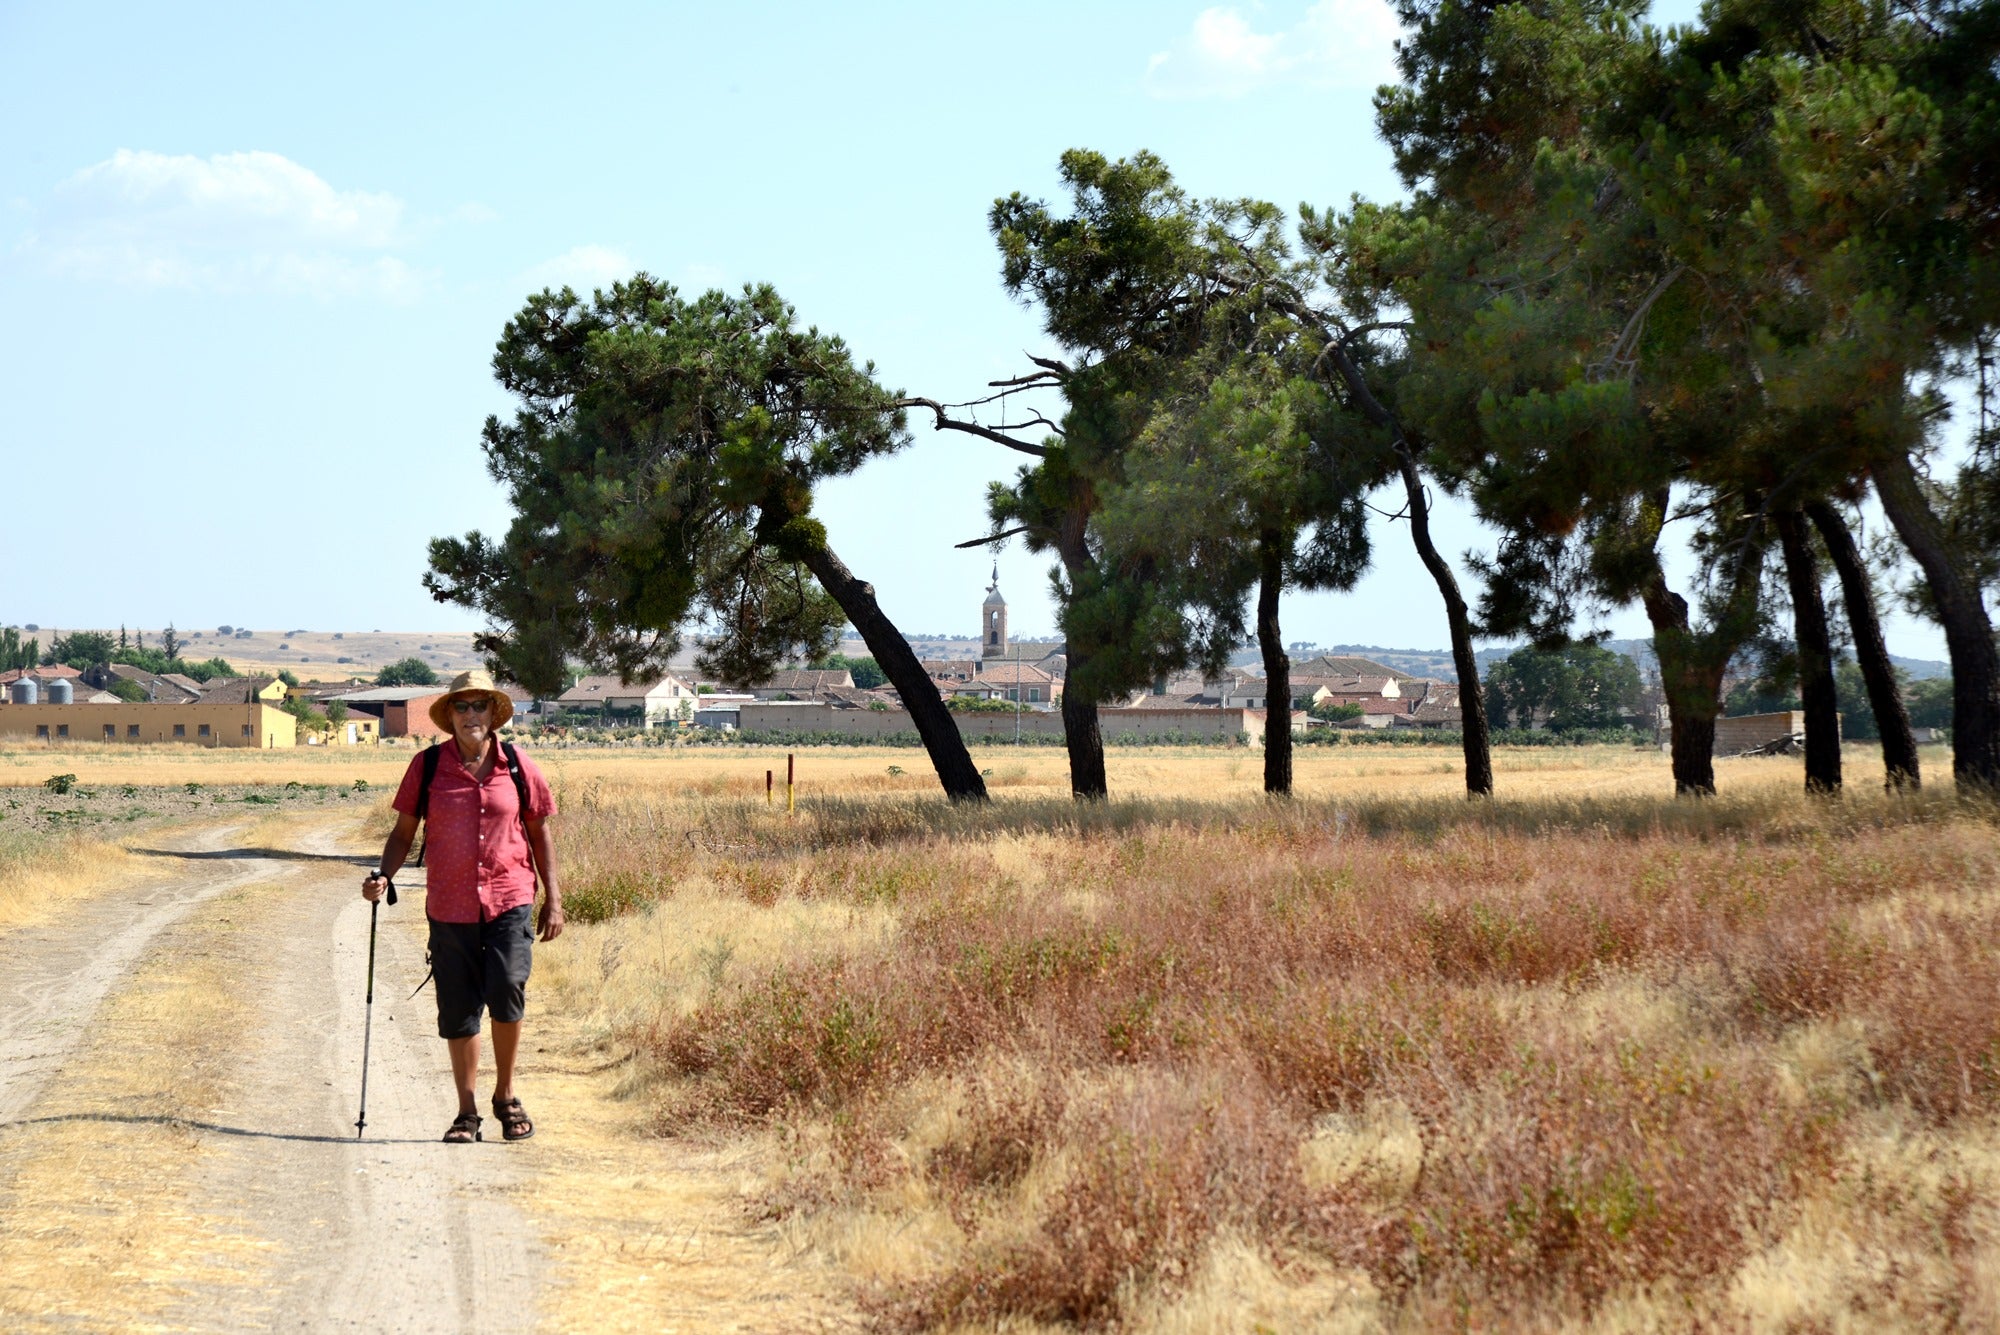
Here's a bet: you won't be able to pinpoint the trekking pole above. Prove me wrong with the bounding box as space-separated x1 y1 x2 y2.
355 875 396 1139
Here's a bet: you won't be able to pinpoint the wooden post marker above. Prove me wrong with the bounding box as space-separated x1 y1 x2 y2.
765 769 773 805
786 752 796 813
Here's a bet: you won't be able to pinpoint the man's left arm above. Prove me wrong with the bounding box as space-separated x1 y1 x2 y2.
526 814 564 941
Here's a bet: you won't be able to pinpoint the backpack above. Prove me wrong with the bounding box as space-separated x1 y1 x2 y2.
412 739 534 869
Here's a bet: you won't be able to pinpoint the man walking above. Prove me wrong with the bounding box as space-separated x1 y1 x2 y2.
362 669 562 1143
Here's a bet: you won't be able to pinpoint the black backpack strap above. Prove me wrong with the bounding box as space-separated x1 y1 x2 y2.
500 741 542 891
499 741 531 827
412 742 444 868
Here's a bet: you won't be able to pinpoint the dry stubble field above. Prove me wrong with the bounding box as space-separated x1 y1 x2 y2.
7 739 1998 1329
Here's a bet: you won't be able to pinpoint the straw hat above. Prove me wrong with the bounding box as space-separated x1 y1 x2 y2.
429 669 515 733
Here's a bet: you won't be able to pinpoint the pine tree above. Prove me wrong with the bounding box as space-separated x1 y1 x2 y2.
426 277 987 802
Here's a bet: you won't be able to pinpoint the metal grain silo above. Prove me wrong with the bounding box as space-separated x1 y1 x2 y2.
47 678 73 704
9 678 38 704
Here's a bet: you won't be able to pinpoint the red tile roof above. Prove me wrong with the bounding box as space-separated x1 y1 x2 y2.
0 665 83 683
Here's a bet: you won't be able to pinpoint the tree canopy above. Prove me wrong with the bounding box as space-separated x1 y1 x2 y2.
405 0 1998 802
376 657 440 687
428 277 987 800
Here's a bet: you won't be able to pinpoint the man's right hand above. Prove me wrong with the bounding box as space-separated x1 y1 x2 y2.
363 872 390 902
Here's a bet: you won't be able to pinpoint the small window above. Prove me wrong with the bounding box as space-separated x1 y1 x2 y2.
1029 688 1041 703
104 724 116 739
173 724 186 738
56 724 68 738
36 724 48 738
197 723 211 737
242 724 253 738
127 724 140 738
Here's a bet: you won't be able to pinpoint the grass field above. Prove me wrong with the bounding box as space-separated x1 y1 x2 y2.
506 742 2000 1330
8 739 1990 1327
0 734 1894 800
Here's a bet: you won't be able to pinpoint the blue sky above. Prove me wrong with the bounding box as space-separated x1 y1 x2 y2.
0 1 1951 660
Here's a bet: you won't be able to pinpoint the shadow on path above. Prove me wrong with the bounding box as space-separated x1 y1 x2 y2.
132 846 370 866
0 1111 434 1147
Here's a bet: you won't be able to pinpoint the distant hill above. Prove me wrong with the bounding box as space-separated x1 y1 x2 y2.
29 627 486 684
1236 638 1952 684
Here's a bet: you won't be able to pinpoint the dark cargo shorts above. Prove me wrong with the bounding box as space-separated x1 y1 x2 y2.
428 905 534 1038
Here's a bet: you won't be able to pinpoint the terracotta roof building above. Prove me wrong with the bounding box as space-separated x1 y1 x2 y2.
1296 655 1416 682
556 673 697 726
104 664 203 703
750 669 854 699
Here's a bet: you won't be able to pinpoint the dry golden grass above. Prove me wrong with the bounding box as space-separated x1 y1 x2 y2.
0 784 345 931
0 740 418 789
0 879 282 1330
0 833 158 931
1 735 1851 801
502 995 866 1332
522 748 1998 1330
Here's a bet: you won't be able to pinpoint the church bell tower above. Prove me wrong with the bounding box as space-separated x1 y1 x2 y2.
981 563 1008 660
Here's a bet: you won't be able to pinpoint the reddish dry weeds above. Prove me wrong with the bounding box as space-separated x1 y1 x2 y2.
602 798 1999 1326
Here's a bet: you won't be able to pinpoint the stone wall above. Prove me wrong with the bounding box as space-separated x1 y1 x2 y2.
1713 710 1807 755
732 701 1263 743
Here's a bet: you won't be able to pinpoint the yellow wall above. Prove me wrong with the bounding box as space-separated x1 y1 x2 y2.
310 714 379 747
0 703 298 748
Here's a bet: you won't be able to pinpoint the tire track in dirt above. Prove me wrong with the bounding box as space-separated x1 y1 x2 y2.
0 813 542 1333
155 816 543 1333
2 807 856 1332
0 820 266 1124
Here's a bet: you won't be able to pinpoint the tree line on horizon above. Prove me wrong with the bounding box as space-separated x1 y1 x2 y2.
425 0 1999 804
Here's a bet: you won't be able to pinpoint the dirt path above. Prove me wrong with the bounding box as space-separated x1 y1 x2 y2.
0 813 539 1332
0 808 857 1334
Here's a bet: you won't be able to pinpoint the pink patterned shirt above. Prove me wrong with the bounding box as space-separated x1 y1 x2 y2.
392 742 556 924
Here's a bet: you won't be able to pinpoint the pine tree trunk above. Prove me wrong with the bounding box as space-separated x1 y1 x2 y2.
1392 448 1493 796
1055 510 1110 800
1057 646 1109 801
1308 337 1489 795
1870 451 2000 793
1774 508 1842 795
798 543 988 802
1807 500 1919 790
1641 571 1721 796
1257 531 1292 797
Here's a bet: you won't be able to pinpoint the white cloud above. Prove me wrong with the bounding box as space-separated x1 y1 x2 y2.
517 244 637 294
22 149 430 300
1145 0 1402 99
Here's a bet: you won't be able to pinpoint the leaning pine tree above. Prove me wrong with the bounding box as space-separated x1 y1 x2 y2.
424 276 987 802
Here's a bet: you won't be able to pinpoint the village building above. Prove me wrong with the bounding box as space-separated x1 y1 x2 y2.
0 699 298 747
333 685 456 739
1295 654 1417 682
555 673 697 727
972 660 1056 705
191 676 290 705
1 664 84 687
88 665 196 702
749 669 854 700
921 659 984 683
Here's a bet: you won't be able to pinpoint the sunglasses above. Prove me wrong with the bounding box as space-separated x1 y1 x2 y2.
451 698 492 715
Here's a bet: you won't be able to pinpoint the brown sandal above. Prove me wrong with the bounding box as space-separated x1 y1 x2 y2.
443 1111 482 1143
491 1095 534 1141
